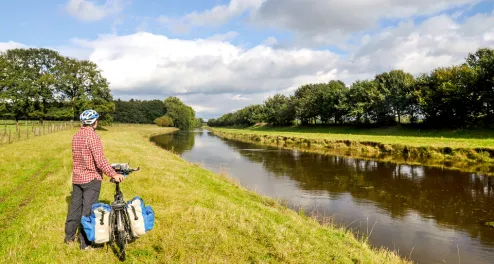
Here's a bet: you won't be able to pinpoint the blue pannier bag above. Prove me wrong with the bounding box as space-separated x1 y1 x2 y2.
127 196 155 237
81 203 112 244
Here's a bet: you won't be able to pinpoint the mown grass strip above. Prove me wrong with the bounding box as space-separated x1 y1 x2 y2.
0 125 409 263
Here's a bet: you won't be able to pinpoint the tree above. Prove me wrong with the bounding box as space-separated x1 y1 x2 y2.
154 115 174 127
320 80 348 124
346 80 383 124
56 59 114 121
293 84 322 124
263 94 295 126
141 100 166 123
1 48 63 124
0 47 123 124
0 55 10 117
375 70 415 124
164 96 196 130
417 65 476 127
466 47 494 126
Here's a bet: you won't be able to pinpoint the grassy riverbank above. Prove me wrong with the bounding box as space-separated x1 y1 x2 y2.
0 125 407 263
209 126 494 175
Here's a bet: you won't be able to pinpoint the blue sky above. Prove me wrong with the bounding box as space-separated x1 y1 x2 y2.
0 0 286 48
1 0 494 119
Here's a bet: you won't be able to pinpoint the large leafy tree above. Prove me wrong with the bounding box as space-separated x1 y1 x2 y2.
320 80 348 124
466 48 494 126
0 55 11 117
57 59 114 121
293 84 323 125
164 96 196 130
375 70 415 124
263 94 295 126
346 80 383 124
1 48 63 123
0 48 119 123
417 65 477 127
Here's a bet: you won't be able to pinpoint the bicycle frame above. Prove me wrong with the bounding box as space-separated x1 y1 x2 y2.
110 180 132 234
108 166 139 261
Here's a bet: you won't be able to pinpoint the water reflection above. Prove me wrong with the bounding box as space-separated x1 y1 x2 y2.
151 130 494 264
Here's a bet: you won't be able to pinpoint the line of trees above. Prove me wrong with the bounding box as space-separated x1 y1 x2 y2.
113 99 166 124
208 48 494 128
113 97 204 130
0 48 115 124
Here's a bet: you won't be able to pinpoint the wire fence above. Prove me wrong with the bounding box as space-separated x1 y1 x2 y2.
0 120 76 146
0 120 160 146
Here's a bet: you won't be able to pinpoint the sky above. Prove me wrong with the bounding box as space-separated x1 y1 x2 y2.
1 0 494 119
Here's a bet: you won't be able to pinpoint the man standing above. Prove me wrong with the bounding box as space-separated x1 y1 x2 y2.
64 109 125 249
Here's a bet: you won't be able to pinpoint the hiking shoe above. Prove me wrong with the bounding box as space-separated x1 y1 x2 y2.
81 245 93 251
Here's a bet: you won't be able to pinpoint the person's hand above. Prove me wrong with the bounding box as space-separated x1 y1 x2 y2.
112 174 125 183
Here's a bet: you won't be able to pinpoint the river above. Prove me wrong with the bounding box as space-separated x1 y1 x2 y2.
151 129 494 264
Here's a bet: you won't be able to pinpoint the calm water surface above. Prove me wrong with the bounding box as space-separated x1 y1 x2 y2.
151 130 494 264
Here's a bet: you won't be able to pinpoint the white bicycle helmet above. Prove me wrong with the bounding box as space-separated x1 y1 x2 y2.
80 109 100 125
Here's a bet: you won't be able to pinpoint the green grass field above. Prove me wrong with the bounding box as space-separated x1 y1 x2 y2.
212 125 494 149
0 125 407 263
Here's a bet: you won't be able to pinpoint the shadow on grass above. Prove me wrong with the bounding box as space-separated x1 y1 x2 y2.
65 194 72 211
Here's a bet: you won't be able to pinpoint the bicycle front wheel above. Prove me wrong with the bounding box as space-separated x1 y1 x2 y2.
117 230 127 261
112 209 129 261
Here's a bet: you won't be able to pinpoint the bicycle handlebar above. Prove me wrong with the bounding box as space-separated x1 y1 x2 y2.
110 163 140 183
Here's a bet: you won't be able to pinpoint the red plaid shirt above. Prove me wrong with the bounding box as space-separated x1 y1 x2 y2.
71 126 117 184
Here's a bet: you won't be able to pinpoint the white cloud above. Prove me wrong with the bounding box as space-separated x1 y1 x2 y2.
347 11 494 76
0 41 27 52
72 32 340 96
262 37 278 46
65 0 126 22
186 104 217 114
252 0 482 45
231 94 251 101
157 0 264 33
155 0 481 45
2 10 494 119
207 31 239 41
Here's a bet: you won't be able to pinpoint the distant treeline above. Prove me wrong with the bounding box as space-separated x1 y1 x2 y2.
114 97 203 130
113 99 166 124
0 48 114 123
208 48 494 128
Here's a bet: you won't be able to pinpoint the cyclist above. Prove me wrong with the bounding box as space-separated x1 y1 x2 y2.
64 109 125 250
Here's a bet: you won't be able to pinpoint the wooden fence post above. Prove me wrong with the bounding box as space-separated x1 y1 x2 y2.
8 130 11 143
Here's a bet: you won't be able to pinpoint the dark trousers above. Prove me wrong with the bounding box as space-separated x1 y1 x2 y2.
65 179 101 249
